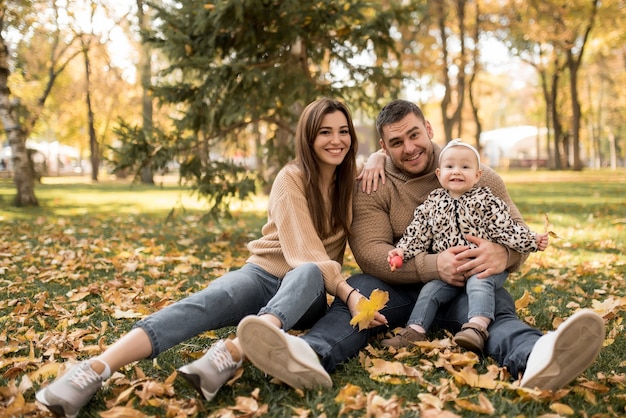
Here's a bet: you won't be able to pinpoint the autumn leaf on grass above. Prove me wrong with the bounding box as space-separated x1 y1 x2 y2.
336 384 367 415
349 289 389 331
417 393 445 412
454 393 495 414
366 358 425 385
550 402 575 415
514 289 534 310
366 392 402 418
445 365 509 390
209 388 268 417
99 406 148 418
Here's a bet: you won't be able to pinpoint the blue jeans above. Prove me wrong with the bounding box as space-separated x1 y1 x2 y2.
302 274 542 379
409 272 508 329
135 263 328 358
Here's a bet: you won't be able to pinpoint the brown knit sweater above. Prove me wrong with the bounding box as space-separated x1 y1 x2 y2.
247 163 349 296
349 144 527 285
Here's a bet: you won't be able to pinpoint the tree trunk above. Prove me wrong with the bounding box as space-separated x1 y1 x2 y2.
138 0 155 184
565 0 599 171
6 126 38 206
550 71 563 170
586 73 602 169
140 166 153 184
83 39 99 181
607 130 616 170
468 1 482 154
532 60 553 169
0 31 38 206
436 0 467 143
567 49 582 171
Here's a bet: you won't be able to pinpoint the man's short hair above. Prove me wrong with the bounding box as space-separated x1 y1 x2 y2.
376 100 426 139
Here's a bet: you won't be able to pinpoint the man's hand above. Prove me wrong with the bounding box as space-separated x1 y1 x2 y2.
436 246 469 286
456 235 508 279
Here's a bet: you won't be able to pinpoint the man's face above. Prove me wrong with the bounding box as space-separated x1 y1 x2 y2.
379 113 435 176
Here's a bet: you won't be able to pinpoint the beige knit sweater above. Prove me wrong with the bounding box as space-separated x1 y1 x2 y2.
349 144 527 285
247 163 349 296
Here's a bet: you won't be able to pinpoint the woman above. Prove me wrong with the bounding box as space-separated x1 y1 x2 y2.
36 97 361 418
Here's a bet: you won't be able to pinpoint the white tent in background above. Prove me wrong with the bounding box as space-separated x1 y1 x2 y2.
25 140 85 175
479 126 548 168
1 140 86 175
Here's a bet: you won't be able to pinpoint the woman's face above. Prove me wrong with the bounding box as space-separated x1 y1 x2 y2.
312 111 351 172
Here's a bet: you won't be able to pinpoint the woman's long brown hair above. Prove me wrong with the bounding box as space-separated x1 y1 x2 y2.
295 98 358 239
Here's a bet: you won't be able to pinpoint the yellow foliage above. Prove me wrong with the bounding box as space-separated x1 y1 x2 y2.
349 289 389 331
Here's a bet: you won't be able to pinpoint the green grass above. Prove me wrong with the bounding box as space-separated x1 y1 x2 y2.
0 169 625 417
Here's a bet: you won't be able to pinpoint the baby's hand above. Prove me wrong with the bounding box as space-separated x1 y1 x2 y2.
536 232 549 251
387 249 404 271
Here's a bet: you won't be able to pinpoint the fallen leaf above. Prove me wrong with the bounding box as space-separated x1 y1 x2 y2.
515 289 533 310
349 289 389 331
550 402 575 415
445 365 509 390
335 384 367 415
113 309 144 319
544 213 560 238
417 393 445 411
99 406 152 417
454 393 495 414
366 391 402 417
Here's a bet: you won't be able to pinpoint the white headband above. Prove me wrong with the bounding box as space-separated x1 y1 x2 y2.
439 138 480 166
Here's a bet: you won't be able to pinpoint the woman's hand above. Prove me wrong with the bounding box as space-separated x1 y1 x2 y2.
347 293 388 328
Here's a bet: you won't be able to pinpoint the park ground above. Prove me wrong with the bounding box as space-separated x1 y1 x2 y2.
0 169 625 417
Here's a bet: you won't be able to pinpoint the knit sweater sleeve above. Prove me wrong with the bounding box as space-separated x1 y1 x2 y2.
350 159 441 285
267 166 346 295
350 180 402 282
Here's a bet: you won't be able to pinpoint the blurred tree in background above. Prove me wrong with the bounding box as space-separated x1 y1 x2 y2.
142 0 402 201
1 0 625 213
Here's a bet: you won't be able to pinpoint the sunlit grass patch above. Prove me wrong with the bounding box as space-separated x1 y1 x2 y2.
0 170 625 417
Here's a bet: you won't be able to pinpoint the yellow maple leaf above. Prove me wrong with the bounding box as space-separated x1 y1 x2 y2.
349 289 389 331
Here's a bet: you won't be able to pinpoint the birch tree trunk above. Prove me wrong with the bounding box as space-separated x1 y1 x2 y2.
0 30 38 206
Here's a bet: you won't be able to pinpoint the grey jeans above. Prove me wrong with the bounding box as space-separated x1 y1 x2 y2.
408 271 509 329
134 262 328 358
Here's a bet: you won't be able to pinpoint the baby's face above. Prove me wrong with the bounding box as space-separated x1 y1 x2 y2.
437 147 481 198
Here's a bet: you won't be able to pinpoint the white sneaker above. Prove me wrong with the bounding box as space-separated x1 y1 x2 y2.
35 361 103 418
237 315 332 389
178 339 242 401
521 309 605 391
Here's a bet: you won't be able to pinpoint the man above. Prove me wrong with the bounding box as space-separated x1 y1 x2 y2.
239 99 605 392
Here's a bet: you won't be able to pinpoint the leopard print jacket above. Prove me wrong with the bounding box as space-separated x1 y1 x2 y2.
396 186 539 261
